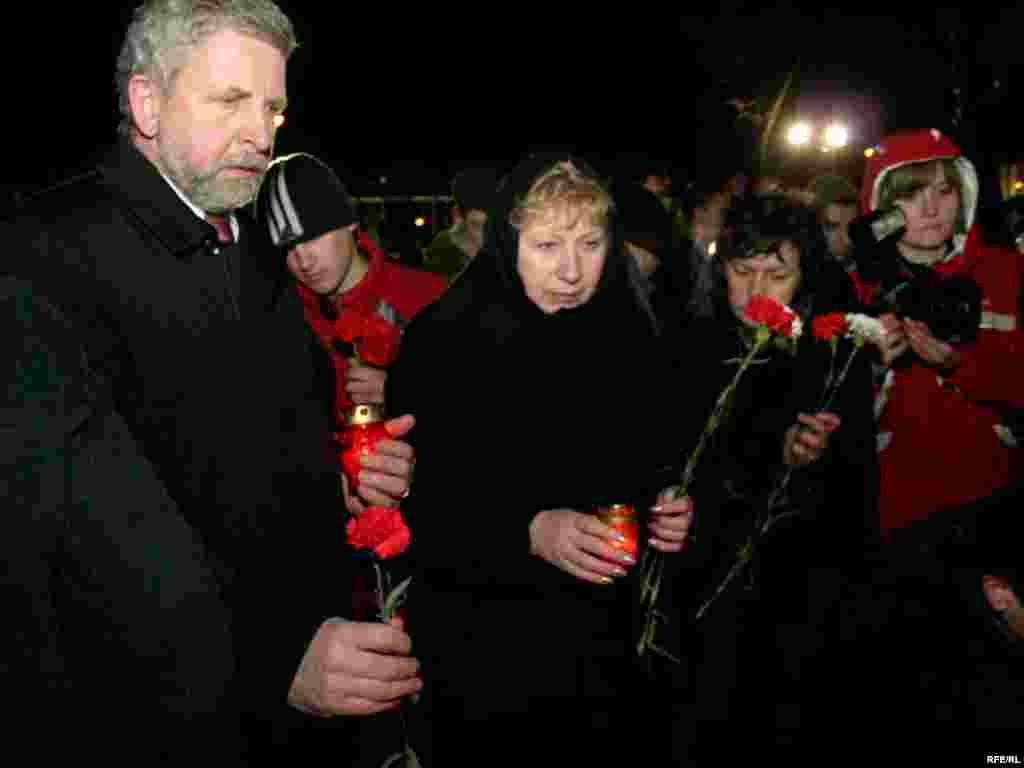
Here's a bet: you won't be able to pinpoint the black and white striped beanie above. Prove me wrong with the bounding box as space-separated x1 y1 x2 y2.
256 153 357 248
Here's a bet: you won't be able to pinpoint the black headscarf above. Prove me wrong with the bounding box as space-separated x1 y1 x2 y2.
440 152 659 345
389 153 680 575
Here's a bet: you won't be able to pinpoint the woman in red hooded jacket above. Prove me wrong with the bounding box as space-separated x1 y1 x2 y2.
852 128 1024 537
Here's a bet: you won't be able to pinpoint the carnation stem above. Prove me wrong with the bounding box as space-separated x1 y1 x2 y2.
374 559 421 768
819 341 863 414
755 340 864 563
373 562 388 619
694 535 754 621
637 334 770 657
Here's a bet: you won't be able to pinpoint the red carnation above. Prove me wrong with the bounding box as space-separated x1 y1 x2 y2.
356 316 402 367
812 312 849 342
346 505 411 559
335 312 366 343
744 295 797 336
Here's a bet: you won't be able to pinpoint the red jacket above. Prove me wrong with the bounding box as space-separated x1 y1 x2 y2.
298 232 447 418
856 129 1024 535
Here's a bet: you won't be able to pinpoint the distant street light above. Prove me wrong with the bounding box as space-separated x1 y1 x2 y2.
787 122 813 147
824 122 849 149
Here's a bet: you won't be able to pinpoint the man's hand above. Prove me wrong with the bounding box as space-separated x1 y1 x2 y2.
904 318 960 371
343 415 416 514
875 313 909 367
345 362 386 406
528 509 636 585
288 617 422 718
783 412 841 467
648 487 694 553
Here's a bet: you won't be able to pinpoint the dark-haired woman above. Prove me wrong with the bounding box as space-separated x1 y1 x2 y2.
668 196 878 750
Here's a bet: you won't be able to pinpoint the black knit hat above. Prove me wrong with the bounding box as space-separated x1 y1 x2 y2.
256 153 357 248
451 167 497 213
612 181 671 257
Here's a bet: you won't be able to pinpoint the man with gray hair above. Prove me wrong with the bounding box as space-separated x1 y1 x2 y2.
5 0 420 761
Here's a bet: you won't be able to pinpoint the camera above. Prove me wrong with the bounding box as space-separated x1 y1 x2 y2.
849 208 982 344
880 271 982 345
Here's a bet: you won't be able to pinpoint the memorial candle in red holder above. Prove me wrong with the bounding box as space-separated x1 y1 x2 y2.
337 404 389 492
596 503 639 558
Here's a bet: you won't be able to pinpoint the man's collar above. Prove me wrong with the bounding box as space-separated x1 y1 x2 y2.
97 138 237 257
156 166 240 241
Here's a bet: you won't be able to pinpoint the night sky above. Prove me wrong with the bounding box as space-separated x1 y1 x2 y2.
8 3 1019 198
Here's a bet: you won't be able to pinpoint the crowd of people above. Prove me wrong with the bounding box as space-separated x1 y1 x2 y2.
2 0 1022 765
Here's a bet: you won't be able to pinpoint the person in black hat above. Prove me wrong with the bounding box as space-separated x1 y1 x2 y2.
612 180 690 332
0 1 419 760
257 151 446 477
256 152 443 763
422 166 497 281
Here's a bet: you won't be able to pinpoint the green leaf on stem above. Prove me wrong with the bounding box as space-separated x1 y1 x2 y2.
381 576 412 622
737 538 754 564
381 747 422 768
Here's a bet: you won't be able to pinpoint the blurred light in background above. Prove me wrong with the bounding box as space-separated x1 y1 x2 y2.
824 122 849 148
787 121 813 147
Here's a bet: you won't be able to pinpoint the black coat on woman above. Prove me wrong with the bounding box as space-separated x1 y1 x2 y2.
661 204 879 746
387 155 686 761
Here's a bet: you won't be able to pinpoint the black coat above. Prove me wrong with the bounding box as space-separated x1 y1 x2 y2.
1 278 238 762
387 155 684 757
821 549 1024 759
674 306 879 615
2 141 344 747
660 303 879 742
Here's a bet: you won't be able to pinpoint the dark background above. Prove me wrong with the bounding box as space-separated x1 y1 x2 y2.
6 3 1020 199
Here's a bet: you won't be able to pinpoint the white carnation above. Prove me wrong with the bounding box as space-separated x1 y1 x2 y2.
789 313 804 340
845 313 886 344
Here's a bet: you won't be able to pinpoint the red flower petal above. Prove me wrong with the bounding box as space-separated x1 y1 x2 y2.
355 321 401 367
812 312 849 341
744 296 796 336
374 524 411 559
346 506 411 559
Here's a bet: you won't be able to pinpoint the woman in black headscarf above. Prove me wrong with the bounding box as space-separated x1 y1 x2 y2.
388 154 693 761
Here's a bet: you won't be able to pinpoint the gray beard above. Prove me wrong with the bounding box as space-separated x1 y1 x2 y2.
156 142 264 214
175 165 262 214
